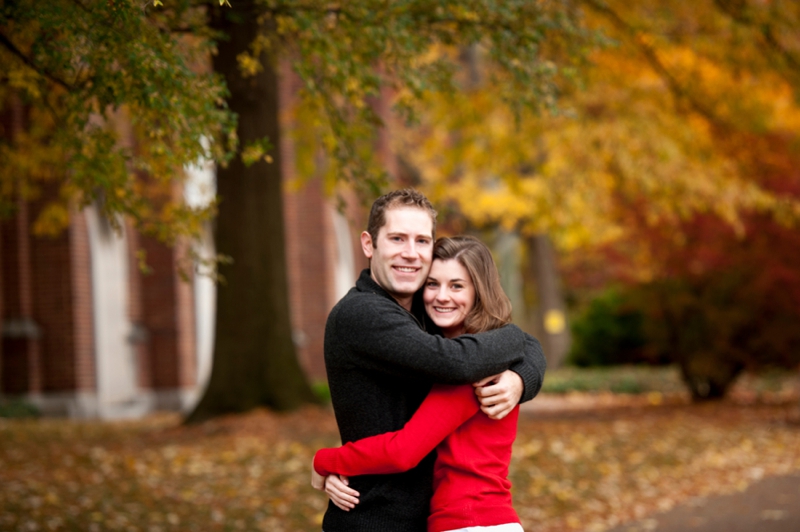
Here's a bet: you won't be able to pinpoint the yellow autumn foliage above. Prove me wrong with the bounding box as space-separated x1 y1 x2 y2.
385 0 800 263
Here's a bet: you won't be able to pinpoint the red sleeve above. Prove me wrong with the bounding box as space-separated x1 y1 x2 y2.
314 384 480 476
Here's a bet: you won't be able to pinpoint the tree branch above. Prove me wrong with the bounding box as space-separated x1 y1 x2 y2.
713 0 800 77
580 0 724 126
0 32 75 91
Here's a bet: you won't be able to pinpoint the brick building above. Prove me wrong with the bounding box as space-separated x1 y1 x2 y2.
0 74 371 418
0 174 366 419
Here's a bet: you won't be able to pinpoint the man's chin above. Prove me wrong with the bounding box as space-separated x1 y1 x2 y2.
391 281 424 296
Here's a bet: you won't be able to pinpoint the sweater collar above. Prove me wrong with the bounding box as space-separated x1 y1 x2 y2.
356 268 431 331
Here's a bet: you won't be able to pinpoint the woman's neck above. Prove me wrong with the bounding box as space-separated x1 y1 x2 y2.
442 325 466 339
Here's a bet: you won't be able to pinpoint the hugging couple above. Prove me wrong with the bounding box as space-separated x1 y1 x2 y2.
310 189 547 532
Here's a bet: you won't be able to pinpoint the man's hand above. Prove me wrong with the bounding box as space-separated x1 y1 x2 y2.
473 370 524 420
324 474 360 512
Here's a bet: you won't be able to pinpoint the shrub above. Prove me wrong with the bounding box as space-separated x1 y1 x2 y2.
0 398 41 419
567 288 648 367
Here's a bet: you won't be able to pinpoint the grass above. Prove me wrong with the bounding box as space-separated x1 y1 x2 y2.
541 365 798 398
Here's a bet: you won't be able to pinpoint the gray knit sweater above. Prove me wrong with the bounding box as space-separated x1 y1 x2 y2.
322 269 546 532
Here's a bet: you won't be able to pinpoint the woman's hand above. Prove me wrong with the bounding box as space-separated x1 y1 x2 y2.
311 457 326 491
324 474 360 511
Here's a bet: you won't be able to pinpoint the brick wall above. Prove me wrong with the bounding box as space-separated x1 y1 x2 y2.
30 187 78 392
138 233 196 390
284 179 333 382
280 61 329 382
69 207 96 392
0 98 42 395
0 187 97 396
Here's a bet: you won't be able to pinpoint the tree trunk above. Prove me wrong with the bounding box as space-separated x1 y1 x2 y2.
527 234 571 368
678 354 744 402
187 3 319 423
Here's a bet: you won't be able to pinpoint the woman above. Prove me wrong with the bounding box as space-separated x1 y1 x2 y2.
312 236 539 532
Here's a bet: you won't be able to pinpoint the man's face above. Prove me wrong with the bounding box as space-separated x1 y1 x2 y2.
361 207 434 310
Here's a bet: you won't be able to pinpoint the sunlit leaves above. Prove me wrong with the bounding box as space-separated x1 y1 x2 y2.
277 0 593 201
397 0 800 257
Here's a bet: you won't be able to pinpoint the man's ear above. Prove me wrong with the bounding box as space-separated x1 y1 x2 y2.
360 231 374 259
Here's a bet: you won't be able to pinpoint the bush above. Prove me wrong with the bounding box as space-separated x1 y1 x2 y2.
640 270 800 401
311 381 331 404
567 288 649 367
0 398 41 419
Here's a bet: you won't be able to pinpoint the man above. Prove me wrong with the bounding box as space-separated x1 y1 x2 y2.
319 189 546 531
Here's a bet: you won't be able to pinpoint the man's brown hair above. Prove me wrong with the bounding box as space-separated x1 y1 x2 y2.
433 236 512 334
366 189 437 245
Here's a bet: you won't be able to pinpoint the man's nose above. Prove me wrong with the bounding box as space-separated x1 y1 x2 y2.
401 241 418 258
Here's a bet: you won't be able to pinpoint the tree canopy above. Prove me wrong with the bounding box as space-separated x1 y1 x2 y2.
398 0 800 254
2 0 593 248
1 0 234 247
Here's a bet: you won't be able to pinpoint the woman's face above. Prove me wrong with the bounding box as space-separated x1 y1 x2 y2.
423 258 476 338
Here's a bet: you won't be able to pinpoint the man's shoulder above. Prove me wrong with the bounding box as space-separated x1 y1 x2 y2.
330 285 403 324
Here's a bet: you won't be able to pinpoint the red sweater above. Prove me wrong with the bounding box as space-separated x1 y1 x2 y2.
314 384 520 532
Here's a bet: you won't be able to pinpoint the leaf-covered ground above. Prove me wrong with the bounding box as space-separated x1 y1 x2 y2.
2 393 800 532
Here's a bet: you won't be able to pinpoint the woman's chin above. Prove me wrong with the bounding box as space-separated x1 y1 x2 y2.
434 322 465 338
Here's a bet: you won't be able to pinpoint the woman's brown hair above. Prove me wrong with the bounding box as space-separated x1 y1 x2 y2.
432 236 512 334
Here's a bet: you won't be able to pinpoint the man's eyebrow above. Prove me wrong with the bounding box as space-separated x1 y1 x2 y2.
385 231 432 239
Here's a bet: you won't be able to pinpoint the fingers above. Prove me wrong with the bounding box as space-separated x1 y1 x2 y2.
481 401 512 420
473 373 502 388
325 475 360 511
475 380 510 405
475 385 508 401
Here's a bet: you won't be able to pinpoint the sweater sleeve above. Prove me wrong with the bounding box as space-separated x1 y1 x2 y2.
333 294 525 383
314 384 479 476
509 332 547 404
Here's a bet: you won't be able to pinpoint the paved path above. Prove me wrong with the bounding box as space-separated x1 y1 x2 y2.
606 473 800 532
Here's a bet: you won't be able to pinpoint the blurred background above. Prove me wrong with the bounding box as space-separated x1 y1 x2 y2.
1 0 799 420
3 2 800 531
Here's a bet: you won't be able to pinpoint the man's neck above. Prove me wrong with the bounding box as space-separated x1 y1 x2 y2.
369 270 414 311
394 295 413 312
